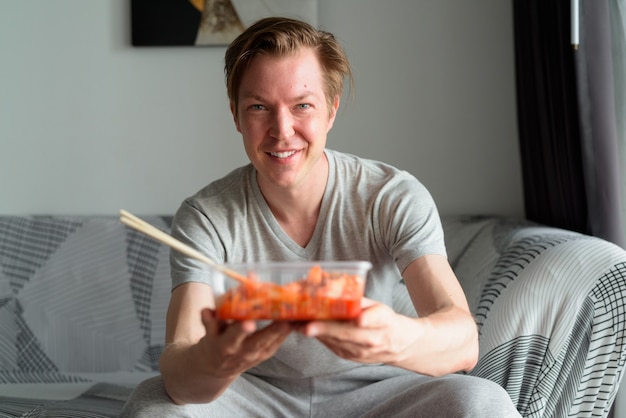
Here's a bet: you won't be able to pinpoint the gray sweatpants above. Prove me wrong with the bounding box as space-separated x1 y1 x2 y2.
120 365 521 417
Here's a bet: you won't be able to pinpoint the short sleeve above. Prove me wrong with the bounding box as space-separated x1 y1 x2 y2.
374 172 446 275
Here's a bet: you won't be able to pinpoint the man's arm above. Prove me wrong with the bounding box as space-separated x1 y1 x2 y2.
297 254 478 376
159 282 291 405
399 254 478 374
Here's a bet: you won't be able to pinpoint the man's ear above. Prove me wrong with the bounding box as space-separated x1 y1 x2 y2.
230 102 241 133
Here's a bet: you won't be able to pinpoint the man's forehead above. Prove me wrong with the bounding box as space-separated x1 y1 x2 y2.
238 88 319 102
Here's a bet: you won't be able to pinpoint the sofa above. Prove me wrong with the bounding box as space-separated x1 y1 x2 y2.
0 214 624 417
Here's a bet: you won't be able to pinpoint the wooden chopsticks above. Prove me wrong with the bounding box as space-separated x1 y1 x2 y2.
119 210 251 285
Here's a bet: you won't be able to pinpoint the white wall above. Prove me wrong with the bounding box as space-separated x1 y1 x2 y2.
0 0 523 217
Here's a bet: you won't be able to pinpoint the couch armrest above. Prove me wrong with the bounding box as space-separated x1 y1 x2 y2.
464 221 626 417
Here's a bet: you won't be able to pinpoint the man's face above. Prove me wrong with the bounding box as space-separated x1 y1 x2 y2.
231 47 339 192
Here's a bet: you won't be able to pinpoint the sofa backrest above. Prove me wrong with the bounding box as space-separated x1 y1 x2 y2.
0 216 172 381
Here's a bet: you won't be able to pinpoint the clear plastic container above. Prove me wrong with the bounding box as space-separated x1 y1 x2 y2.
214 261 372 320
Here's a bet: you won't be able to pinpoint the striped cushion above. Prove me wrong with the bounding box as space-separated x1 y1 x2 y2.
0 216 171 416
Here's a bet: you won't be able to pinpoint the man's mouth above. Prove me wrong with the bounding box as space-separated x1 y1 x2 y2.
269 150 297 159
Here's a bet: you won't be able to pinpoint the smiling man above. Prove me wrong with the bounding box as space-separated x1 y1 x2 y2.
121 17 521 417
233 47 336 247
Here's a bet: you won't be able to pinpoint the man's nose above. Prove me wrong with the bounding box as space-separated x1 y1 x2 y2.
269 108 295 140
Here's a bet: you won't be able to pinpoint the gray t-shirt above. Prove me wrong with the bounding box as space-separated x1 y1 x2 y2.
170 148 446 378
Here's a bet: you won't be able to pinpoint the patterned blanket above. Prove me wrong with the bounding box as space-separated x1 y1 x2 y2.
443 216 626 417
0 215 624 417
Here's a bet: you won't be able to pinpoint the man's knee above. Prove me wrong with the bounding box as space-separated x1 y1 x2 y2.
430 375 520 418
120 376 181 418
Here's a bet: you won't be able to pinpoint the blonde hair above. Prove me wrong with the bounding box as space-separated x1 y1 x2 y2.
225 17 353 113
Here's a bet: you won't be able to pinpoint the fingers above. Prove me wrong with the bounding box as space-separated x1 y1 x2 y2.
202 308 256 339
294 301 380 338
299 303 391 338
314 331 384 363
199 313 293 377
201 308 291 358
358 303 392 328
201 310 261 361
245 321 291 359
360 297 378 308
293 302 402 363
298 319 355 338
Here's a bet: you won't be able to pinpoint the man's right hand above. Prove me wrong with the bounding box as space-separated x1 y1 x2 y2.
159 282 292 405
200 308 292 379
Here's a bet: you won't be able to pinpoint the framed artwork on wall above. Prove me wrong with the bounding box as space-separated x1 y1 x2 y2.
131 0 318 47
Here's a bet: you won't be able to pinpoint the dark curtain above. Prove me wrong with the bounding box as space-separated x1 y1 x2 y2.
513 0 625 248
576 0 625 247
513 1 589 235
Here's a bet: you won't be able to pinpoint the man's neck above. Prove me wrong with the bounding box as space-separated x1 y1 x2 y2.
258 157 329 247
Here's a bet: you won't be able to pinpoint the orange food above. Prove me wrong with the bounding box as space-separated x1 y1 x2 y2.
216 265 365 320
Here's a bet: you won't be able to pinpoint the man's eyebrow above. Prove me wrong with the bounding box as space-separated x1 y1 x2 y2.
239 91 264 101
293 92 315 101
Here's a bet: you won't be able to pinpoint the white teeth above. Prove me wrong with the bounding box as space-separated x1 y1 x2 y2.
270 151 297 158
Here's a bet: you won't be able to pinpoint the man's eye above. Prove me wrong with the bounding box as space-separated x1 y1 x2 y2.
297 103 311 110
250 104 265 110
